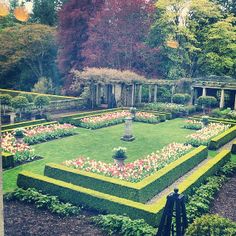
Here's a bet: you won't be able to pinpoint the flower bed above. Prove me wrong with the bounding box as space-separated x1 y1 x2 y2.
22 123 77 145
63 143 192 182
79 111 158 129
184 120 203 130
1 133 35 163
185 123 230 147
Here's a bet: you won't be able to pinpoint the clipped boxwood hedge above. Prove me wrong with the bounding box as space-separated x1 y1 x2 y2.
208 126 236 150
2 152 14 169
2 119 47 131
17 149 230 226
2 121 58 134
231 141 236 154
44 146 207 203
191 116 236 126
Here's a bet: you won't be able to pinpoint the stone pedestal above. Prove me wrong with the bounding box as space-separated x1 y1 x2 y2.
121 117 135 141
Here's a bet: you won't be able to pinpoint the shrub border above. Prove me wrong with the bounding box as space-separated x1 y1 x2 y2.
44 146 207 203
17 150 230 226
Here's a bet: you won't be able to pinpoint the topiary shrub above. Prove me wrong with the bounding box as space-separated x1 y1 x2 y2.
34 95 50 117
185 214 236 236
173 93 191 104
197 96 218 113
0 94 12 115
12 96 29 119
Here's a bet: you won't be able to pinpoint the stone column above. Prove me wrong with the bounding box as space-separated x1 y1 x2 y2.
138 84 142 104
190 87 194 105
154 85 158 103
171 85 175 103
96 84 101 106
220 89 225 109
234 93 236 111
131 84 135 106
114 84 122 106
202 87 207 96
194 89 198 105
148 85 152 102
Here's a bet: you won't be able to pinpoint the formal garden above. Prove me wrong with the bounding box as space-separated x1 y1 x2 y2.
1 0 236 235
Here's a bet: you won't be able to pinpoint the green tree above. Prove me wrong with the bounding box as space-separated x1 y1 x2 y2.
148 0 222 79
32 77 54 94
198 17 236 77
0 94 12 115
0 24 58 89
32 0 66 26
34 95 50 116
197 96 217 113
12 96 29 118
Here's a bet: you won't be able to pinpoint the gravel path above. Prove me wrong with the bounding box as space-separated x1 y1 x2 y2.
146 158 210 205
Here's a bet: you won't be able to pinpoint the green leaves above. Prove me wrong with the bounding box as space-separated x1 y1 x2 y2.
7 188 81 217
92 214 157 236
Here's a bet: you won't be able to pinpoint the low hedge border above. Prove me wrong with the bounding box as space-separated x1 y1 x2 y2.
44 146 207 203
2 121 58 135
17 149 230 226
208 126 236 150
190 116 236 126
231 141 236 154
192 115 236 124
59 108 128 120
2 152 14 169
2 119 47 131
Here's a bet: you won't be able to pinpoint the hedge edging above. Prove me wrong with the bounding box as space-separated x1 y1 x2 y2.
2 121 58 134
208 126 236 150
2 152 14 169
17 149 230 226
44 146 207 203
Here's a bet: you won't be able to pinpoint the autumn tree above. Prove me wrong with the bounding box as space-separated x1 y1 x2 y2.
82 0 156 76
57 0 104 86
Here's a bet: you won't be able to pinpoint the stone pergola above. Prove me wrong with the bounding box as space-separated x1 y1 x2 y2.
83 81 176 108
72 68 176 108
192 80 236 110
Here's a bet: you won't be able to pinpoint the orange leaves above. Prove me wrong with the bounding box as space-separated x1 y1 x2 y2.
14 6 30 22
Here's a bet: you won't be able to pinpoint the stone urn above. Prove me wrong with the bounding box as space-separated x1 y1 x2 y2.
112 147 127 167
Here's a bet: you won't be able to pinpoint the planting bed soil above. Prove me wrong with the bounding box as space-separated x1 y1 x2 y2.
4 199 107 236
210 174 236 222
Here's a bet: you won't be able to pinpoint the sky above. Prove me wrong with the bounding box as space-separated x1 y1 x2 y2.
2 0 33 13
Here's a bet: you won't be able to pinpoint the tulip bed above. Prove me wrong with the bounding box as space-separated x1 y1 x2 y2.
1 133 36 163
23 123 77 145
185 123 230 147
1 123 77 164
79 111 158 129
63 143 192 182
183 120 203 130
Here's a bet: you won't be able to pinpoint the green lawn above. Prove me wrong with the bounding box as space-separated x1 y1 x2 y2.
3 118 195 193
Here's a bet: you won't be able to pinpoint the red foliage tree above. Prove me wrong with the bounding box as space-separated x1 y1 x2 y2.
82 0 158 76
57 0 104 86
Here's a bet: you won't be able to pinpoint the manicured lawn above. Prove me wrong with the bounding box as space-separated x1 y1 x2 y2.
3 119 195 193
